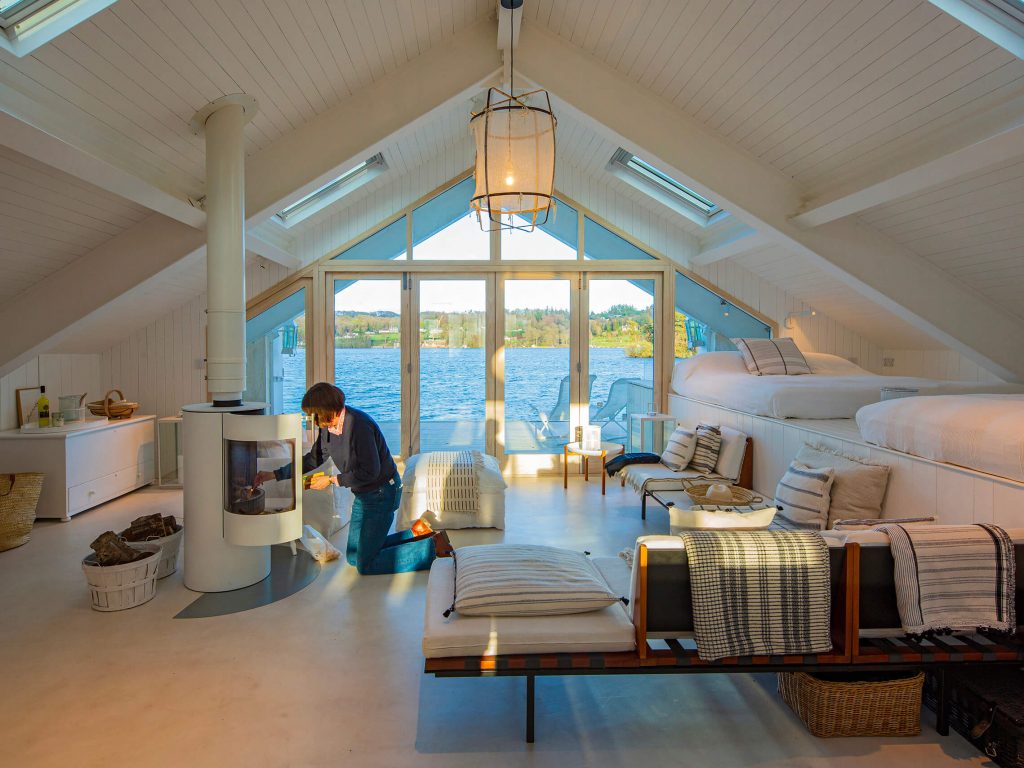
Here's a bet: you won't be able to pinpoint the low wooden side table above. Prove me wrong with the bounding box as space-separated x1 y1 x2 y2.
563 441 625 495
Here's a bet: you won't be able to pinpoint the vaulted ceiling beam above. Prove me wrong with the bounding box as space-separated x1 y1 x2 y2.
515 20 1024 381
691 228 771 266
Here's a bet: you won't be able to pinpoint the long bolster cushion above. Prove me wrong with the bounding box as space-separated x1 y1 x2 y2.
423 557 635 658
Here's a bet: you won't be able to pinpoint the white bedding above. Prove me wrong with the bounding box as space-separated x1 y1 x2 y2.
856 394 1024 483
671 352 1022 419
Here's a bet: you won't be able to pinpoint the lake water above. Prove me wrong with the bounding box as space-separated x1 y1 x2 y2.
280 347 654 422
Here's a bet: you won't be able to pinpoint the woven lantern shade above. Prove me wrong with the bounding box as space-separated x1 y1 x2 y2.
470 87 556 232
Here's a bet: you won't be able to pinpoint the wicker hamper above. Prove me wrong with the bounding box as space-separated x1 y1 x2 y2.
779 670 924 737
924 667 1024 767
0 473 44 552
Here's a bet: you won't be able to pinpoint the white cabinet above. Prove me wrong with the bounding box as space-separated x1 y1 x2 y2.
0 416 155 521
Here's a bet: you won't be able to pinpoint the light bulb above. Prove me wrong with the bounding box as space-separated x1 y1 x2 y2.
504 172 515 186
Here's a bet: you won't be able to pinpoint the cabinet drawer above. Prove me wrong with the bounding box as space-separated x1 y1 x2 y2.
67 461 153 515
66 421 155 487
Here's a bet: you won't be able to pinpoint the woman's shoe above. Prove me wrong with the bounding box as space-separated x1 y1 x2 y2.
433 530 454 558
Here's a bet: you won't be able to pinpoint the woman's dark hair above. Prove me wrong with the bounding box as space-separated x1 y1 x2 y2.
301 383 346 427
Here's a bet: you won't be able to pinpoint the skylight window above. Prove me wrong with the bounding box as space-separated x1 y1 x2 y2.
275 154 387 228
608 148 728 228
0 0 114 56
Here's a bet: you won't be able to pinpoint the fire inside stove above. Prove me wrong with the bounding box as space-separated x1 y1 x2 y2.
224 438 296 515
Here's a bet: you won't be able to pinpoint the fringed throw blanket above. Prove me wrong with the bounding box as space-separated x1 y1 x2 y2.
680 530 832 661
875 523 1016 636
425 451 483 517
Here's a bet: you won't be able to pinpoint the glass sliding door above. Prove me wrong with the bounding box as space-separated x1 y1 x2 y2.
502 278 573 455
587 276 659 443
331 277 404 453
417 278 488 452
245 282 311 415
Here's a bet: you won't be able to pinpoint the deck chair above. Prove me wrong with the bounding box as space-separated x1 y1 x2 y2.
589 377 639 440
534 374 597 440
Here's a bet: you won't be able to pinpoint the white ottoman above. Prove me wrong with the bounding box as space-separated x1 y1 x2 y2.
397 452 507 530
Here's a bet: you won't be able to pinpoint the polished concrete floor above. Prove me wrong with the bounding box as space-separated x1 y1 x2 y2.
0 477 993 767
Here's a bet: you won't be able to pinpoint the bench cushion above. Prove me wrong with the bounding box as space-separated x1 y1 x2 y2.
423 557 635 658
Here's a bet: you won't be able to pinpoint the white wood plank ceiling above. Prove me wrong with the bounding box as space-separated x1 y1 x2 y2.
0 145 151 303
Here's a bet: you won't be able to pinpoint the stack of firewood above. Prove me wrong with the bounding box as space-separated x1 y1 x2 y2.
89 531 148 566
118 513 179 542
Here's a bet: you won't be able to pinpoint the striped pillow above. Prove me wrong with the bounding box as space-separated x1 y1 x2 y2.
661 426 697 470
453 545 622 617
774 461 835 530
732 337 811 376
687 424 722 474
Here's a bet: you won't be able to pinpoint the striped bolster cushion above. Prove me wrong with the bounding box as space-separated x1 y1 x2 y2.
687 424 722 474
661 426 697 471
732 337 811 376
774 461 835 530
453 544 622 617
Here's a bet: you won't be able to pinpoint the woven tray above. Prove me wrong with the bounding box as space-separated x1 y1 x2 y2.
779 670 923 738
684 482 761 506
86 389 139 420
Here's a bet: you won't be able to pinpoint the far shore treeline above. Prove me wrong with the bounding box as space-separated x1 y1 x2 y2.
291 305 698 358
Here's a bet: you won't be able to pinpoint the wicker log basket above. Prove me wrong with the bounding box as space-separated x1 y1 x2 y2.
779 670 924 738
86 389 139 420
0 473 44 552
683 481 762 507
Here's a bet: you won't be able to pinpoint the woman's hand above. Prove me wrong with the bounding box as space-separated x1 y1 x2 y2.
308 474 336 491
252 470 277 487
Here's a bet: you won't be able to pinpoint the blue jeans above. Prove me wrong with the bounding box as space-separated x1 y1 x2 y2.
346 472 436 575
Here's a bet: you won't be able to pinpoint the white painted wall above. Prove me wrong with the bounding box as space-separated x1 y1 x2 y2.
0 354 101 431
880 349 1006 383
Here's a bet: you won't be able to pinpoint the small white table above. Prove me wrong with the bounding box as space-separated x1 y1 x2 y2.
563 441 625 495
628 412 676 453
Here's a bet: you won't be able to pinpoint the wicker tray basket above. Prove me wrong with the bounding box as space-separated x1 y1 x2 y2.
779 670 924 738
684 481 762 506
82 544 161 611
86 389 139 420
0 472 44 552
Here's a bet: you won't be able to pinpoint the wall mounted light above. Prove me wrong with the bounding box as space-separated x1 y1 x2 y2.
785 308 817 329
721 299 730 317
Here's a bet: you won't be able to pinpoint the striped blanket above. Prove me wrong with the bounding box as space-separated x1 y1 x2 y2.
875 523 1016 636
680 530 832 661
425 451 483 517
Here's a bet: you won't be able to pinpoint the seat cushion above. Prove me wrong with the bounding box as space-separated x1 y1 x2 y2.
453 545 622 616
622 464 726 494
423 557 636 658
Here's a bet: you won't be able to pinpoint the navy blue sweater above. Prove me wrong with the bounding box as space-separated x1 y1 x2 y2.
275 407 397 494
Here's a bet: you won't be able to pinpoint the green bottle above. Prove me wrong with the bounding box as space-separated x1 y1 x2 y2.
37 386 50 428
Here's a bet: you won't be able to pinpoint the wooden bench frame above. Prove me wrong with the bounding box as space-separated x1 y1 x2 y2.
424 541 1024 743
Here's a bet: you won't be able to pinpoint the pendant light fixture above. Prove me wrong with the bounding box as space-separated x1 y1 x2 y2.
469 0 556 232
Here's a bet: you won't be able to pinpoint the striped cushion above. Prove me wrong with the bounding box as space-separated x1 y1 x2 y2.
661 426 697 470
687 424 722 474
774 461 835 530
453 545 621 617
732 337 811 376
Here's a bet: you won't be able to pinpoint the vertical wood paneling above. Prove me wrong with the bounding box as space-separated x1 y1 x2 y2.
881 348 1006 382
0 354 101 430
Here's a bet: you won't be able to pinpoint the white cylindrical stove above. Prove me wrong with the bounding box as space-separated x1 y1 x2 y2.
183 403 303 592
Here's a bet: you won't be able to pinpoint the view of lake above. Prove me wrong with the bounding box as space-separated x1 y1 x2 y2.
280 347 654 422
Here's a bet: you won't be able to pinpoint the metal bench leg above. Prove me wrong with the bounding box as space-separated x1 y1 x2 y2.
526 675 536 744
641 491 647 520
935 667 949 736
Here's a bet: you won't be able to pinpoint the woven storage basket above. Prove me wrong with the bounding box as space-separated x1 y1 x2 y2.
86 389 139 420
779 670 924 737
684 482 762 507
82 544 161 611
0 473 44 552
124 523 182 579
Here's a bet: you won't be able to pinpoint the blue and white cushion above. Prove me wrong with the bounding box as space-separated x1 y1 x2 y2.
774 461 835 530
661 426 697 471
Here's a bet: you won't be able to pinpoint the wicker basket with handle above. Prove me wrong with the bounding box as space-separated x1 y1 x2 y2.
0 472 44 552
86 389 139 420
779 670 924 737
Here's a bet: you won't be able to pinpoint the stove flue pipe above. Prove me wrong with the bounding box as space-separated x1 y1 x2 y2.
191 95 258 406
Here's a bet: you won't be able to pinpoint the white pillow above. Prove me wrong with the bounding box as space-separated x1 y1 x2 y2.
804 352 871 376
714 426 749 481
795 444 890 529
661 426 697 470
670 352 748 393
453 545 622 617
774 461 835 530
669 505 776 531
688 424 723 474
732 337 811 376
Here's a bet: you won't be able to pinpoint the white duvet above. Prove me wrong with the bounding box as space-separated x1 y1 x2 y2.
671 352 1023 419
856 394 1024 483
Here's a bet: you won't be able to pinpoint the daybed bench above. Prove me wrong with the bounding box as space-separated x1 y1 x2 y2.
423 529 1024 743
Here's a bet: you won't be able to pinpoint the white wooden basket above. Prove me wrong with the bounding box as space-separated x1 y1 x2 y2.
124 524 182 579
82 544 161 611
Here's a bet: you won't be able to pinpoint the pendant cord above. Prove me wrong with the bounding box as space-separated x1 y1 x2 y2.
509 3 515 97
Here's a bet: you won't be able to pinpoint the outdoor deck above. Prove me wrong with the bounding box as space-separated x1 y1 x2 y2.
379 420 628 454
